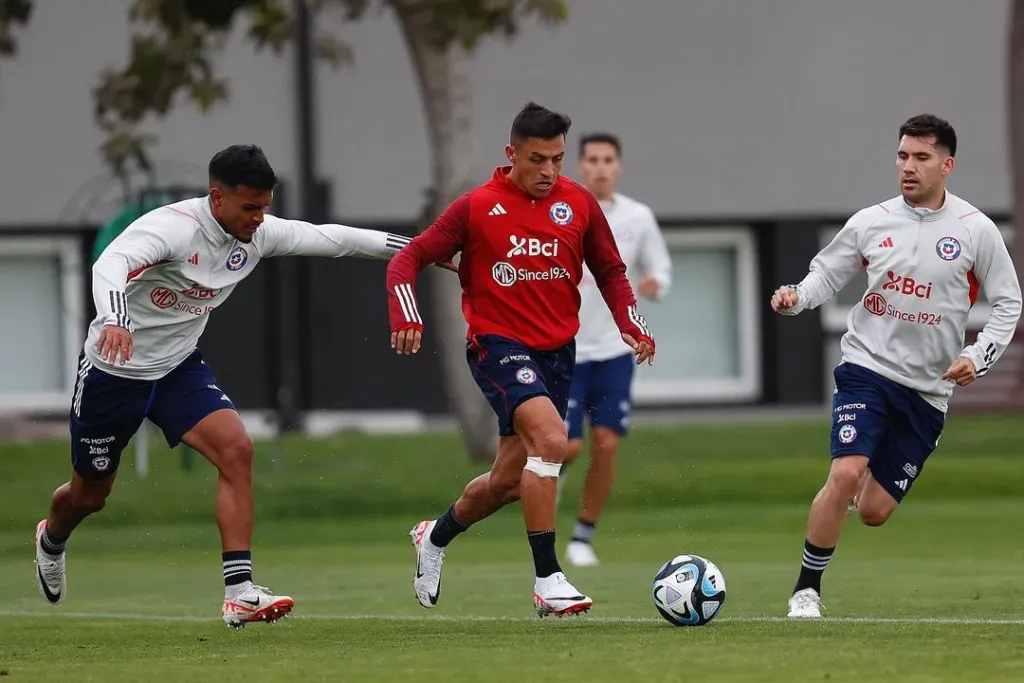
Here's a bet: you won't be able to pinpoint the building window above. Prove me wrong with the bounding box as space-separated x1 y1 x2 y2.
632 227 761 405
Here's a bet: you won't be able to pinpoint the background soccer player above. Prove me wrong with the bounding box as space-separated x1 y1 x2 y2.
771 114 1022 618
560 132 672 568
386 102 656 617
33 145 430 628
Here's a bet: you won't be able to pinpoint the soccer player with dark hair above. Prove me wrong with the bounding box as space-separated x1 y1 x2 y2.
386 102 656 617
772 114 1022 618
33 144 433 628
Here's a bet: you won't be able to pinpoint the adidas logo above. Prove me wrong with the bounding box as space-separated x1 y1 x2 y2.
895 479 908 491
488 203 508 216
188 252 200 266
878 237 894 248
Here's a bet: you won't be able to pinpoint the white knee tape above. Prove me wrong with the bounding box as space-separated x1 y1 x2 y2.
524 457 562 478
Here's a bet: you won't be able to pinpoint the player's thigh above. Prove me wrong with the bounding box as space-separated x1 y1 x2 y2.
511 343 575 461
565 360 592 441
585 352 635 438
147 350 242 451
68 354 151 481
867 389 945 507
829 363 890 463
465 334 553 438
855 471 899 525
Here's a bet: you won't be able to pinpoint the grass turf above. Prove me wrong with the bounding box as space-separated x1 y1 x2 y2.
0 415 1022 681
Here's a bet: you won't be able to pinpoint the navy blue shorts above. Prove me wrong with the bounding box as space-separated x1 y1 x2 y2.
466 334 575 437
830 362 945 503
566 351 636 439
69 349 237 480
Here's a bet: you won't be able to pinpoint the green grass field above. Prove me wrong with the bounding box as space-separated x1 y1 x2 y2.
1 415 1023 682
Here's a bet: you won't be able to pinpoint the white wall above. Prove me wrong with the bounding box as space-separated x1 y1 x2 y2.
0 0 1012 224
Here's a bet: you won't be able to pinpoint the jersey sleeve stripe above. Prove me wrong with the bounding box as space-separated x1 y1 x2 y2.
385 234 413 252
628 305 650 336
393 283 422 324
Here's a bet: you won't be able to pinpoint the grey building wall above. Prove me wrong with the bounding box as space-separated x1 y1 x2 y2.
0 0 1012 225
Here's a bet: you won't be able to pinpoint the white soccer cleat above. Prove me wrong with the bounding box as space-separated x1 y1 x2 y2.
533 571 593 617
565 540 600 567
787 587 824 618
410 519 445 608
221 584 294 628
34 519 66 605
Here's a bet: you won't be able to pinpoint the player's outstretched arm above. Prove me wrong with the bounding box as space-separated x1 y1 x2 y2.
256 217 459 272
949 221 1023 384
581 192 656 365
92 212 189 365
386 193 471 355
773 213 866 316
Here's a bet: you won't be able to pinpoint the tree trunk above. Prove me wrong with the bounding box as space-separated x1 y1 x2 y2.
393 2 498 462
1011 0 1024 280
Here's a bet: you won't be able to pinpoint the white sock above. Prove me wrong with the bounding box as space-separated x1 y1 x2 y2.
226 580 253 599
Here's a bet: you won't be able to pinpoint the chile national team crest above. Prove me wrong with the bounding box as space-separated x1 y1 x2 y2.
935 236 961 261
549 201 573 226
226 246 248 271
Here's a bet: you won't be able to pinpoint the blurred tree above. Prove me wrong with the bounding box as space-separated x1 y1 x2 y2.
0 0 567 462
1010 0 1024 285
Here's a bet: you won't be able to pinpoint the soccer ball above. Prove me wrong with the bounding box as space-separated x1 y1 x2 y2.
651 554 727 626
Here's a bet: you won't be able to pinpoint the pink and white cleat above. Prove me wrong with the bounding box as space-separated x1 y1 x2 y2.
222 584 294 628
533 572 593 617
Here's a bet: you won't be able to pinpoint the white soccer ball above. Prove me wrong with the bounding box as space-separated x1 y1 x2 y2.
651 554 727 626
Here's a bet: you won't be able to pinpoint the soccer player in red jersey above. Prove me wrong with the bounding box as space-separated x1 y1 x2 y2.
385 102 656 617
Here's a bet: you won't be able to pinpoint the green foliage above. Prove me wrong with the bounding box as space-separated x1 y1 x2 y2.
0 0 32 60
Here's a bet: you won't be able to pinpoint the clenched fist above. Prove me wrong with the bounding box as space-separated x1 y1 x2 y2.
770 286 800 313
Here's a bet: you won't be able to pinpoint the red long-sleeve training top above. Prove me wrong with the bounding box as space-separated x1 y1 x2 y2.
387 166 653 352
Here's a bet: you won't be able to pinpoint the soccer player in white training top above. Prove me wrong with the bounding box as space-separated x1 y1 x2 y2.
560 132 671 567
771 114 1022 618
33 145 440 628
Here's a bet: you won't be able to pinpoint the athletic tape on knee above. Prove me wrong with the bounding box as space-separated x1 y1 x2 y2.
524 456 562 478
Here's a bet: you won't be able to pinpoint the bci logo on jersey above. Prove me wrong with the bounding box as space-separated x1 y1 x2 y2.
506 235 559 258
882 271 932 299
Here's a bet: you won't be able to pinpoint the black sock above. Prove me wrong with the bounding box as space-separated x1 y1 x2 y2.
40 527 67 556
429 504 468 548
794 539 835 594
223 550 252 588
528 530 561 578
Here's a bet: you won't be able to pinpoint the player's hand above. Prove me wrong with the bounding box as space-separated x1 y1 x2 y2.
391 325 423 355
97 324 133 365
622 333 655 366
941 356 977 386
770 286 799 312
638 275 660 300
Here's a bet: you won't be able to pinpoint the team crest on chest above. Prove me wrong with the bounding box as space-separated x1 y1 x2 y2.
226 246 248 271
935 236 961 261
549 201 573 226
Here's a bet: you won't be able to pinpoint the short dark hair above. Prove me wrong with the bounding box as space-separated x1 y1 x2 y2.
899 114 957 157
579 132 622 158
208 144 278 190
510 102 572 144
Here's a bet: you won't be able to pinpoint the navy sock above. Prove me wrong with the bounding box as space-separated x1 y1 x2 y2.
223 550 252 587
794 540 834 594
429 504 468 548
528 530 561 578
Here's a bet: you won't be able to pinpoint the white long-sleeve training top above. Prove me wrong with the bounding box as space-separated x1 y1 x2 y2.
575 193 673 363
781 191 1022 411
88 195 411 380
